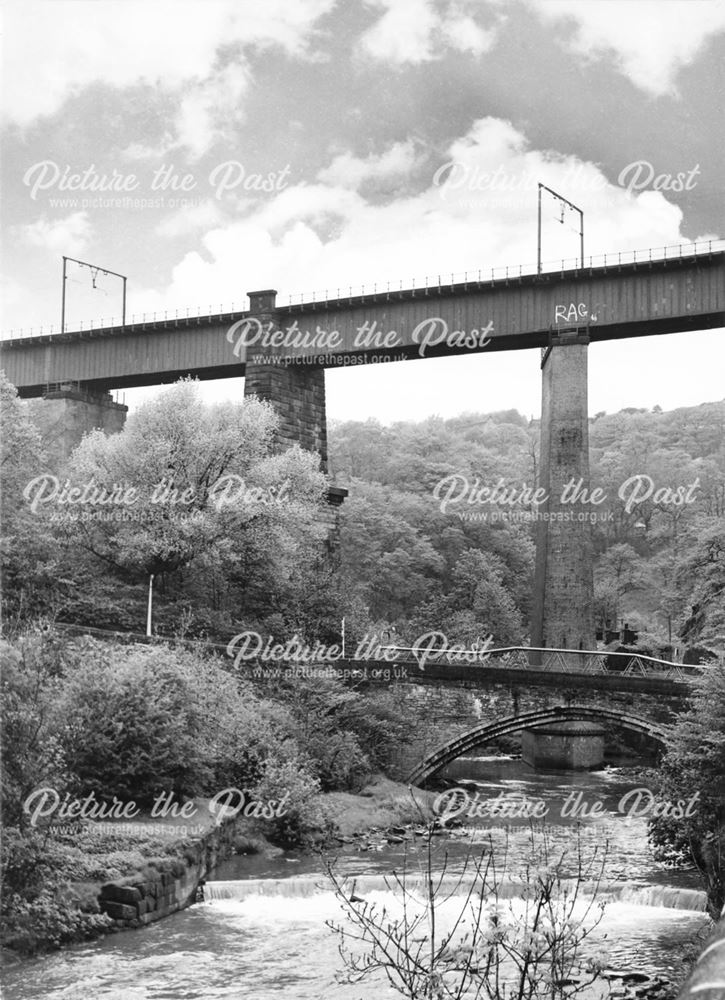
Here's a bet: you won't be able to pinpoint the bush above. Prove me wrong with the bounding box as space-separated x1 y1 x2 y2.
649 662 725 918
253 760 332 847
0 827 114 954
0 633 70 828
59 643 214 805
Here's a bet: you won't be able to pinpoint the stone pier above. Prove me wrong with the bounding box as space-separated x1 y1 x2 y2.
530 332 595 657
27 386 128 466
521 720 606 771
243 290 328 471
243 289 346 539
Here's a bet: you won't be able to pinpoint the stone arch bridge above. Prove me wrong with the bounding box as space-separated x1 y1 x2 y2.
357 654 692 783
406 703 670 785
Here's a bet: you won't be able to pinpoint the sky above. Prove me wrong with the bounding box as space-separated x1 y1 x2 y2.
2 0 724 424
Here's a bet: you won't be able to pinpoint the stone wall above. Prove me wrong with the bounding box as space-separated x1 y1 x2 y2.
244 363 328 469
98 817 239 930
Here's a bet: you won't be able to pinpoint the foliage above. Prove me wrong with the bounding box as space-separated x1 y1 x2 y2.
252 759 331 847
0 823 185 955
2 377 331 638
264 678 416 792
0 631 70 828
649 661 725 917
0 373 64 624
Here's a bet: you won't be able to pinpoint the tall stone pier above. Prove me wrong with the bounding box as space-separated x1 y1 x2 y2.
530 332 595 654
527 332 596 768
243 290 328 471
243 289 346 544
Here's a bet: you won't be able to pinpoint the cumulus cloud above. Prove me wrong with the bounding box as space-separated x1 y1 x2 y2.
361 0 440 63
443 14 496 55
360 0 498 64
126 116 693 319
317 140 423 189
525 0 725 96
19 211 93 256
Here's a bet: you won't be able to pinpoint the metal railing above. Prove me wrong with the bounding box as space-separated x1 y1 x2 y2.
2 238 722 341
371 645 699 681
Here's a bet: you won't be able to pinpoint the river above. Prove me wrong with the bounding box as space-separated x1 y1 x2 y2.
2 758 713 999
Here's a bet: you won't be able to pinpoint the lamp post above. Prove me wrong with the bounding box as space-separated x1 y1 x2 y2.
537 183 584 274
146 574 154 637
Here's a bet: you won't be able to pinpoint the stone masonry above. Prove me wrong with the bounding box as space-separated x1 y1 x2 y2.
531 333 595 653
28 388 127 467
379 678 683 781
243 290 328 471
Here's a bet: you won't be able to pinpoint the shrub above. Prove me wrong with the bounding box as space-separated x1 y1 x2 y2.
253 760 332 847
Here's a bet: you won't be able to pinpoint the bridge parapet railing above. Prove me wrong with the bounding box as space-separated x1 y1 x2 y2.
381 645 695 681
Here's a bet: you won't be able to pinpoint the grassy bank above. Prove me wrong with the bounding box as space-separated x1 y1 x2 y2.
321 776 436 838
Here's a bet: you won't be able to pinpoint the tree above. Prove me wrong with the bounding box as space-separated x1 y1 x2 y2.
28 379 330 634
650 662 725 918
0 630 69 828
409 550 526 647
0 372 63 624
327 823 608 999
594 543 643 632
676 519 725 655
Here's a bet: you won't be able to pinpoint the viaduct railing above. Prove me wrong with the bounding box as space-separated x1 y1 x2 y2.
3 238 723 340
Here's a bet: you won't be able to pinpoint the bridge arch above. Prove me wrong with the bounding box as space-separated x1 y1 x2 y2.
407 705 670 785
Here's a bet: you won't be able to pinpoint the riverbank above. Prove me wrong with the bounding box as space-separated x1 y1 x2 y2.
321 776 437 838
2 762 715 1000
1 776 434 959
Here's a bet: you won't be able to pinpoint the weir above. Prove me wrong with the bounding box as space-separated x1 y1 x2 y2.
202 877 708 912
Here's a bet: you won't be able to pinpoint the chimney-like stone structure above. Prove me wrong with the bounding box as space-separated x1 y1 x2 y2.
530 332 595 655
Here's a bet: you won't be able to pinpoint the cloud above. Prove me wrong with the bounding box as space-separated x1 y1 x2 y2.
174 62 251 161
1 0 335 129
361 0 439 63
155 200 225 239
19 211 93 256
126 116 693 320
317 140 422 188
443 14 496 55
360 0 498 64
525 0 725 96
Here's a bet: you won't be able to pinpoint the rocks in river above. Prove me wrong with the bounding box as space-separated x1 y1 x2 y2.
621 973 649 984
603 969 645 980
601 970 673 1000
348 819 461 852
